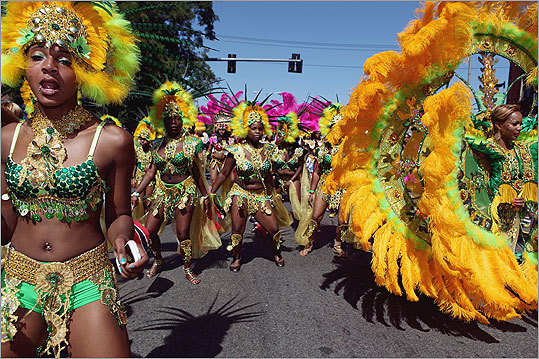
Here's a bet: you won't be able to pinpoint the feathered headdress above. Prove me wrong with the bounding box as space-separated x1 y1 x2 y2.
198 92 242 132
271 92 312 141
149 81 198 133
1 1 140 105
134 117 156 141
307 97 343 138
231 102 273 138
276 112 301 143
204 86 280 139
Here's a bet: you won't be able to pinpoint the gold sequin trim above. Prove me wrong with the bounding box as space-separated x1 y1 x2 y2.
4 241 110 286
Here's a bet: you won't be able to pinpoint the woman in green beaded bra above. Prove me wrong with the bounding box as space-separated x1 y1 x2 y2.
273 112 307 220
295 101 348 257
131 118 157 222
467 104 538 264
209 101 293 272
1 2 148 357
131 82 221 284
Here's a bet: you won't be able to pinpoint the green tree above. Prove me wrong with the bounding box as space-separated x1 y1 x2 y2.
107 1 220 131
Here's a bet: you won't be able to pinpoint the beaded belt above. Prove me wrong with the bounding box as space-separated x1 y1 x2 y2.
3 241 111 286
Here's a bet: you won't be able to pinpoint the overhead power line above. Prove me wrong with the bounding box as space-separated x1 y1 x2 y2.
217 34 397 49
218 40 396 52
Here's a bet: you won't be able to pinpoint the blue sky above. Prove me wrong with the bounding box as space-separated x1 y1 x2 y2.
201 1 510 107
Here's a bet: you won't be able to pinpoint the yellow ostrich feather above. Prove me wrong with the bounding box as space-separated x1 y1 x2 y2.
19 79 35 115
418 82 537 321
195 121 207 134
318 103 342 138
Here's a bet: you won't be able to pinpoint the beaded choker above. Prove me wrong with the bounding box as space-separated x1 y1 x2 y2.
31 105 94 140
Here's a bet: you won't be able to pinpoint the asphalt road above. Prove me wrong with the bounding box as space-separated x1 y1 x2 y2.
117 207 538 358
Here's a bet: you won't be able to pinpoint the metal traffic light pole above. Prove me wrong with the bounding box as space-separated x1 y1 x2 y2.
205 53 303 73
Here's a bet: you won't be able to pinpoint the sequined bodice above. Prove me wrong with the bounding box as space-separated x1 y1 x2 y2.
153 135 203 176
316 144 339 175
470 138 538 195
227 143 273 181
274 146 305 171
4 122 106 222
6 157 102 200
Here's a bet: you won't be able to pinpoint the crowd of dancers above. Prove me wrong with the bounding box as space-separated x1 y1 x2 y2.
127 84 353 283
1 1 537 357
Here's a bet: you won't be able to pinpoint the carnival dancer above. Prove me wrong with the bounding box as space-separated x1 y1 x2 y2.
207 115 234 187
269 92 313 221
466 104 537 259
1 2 147 357
209 94 293 272
131 81 221 283
131 118 157 221
295 100 348 257
273 112 308 220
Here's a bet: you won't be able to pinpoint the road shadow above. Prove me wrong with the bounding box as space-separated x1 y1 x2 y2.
320 250 536 343
134 292 265 357
120 277 175 318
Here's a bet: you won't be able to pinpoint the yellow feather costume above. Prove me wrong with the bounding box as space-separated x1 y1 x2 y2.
326 1 538 323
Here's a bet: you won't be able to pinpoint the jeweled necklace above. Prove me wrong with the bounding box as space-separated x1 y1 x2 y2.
244 143 265 170
19 105 93 188
31 105 94 140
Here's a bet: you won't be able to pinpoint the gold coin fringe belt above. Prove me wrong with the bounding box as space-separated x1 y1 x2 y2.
150 176 197 223
1 241 126 357
224 183 273 216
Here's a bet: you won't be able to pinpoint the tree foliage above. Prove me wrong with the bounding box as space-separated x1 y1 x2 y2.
103 1 220 131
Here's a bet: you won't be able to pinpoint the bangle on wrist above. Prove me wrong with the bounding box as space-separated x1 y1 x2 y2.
132 192 140 197
307 189 315 193
209 193 217 197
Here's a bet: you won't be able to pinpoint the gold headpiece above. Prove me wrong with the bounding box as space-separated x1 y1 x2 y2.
247 110 263 125
164 102 182 119
20 5 89 58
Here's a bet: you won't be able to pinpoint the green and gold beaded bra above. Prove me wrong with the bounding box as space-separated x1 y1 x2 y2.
152 135 203 176
4 122 107 223
274 146 305 171
227 143 273 181
316 144 338 175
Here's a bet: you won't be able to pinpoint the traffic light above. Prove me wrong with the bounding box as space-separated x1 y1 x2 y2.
288 53 302 73
227 54 236 73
